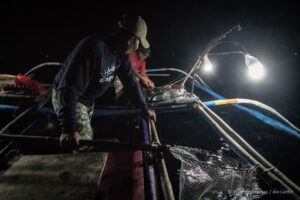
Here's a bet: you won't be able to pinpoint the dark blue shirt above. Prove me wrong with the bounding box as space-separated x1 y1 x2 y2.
54 35 149 132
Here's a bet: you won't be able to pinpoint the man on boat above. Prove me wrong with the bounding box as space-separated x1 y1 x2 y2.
52 15 156 148
114 45 155 104
129 46 154 88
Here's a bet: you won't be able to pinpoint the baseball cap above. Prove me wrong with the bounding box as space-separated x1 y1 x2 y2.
138 46 151 57
133 16 150 48
118 15 150 48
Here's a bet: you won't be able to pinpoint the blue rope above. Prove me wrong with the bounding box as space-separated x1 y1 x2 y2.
196 82 300 138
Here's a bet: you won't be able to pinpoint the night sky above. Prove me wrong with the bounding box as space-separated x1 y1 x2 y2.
2 1 299 123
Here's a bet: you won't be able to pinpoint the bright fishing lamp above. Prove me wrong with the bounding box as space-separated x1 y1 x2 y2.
244 52 265 80
202 54 213 73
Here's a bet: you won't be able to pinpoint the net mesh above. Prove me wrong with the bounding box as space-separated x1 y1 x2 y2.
170 145 265 200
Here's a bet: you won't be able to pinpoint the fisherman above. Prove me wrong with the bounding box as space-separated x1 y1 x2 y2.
114 45 155 104
51 15 156 149
129 46 154 88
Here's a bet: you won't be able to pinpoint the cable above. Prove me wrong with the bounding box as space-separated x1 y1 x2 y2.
194 73 212 91
24 62 63 76
146 68 209 89
212 40 248 52
208 51 243 56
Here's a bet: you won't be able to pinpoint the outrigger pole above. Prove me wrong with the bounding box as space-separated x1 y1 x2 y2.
0 133 170 153
141 118 158 200
0 88 52 134
196 100 300 200
149 119 175 200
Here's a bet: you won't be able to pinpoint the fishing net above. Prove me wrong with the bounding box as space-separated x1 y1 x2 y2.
170 145 265 200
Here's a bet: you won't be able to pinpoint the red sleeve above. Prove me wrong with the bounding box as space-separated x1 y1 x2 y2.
129 52 137 70
139 60 146 75
129 52 135 65
129 52 146 75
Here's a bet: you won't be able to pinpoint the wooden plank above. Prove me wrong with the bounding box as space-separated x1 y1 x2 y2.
0 152 107 200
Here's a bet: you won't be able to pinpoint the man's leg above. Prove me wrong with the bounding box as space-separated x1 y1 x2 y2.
52 88 94 140
74 102 94 140
52 89 108 184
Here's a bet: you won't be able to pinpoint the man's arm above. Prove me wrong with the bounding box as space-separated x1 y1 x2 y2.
55 38 96 134
117 56 156 121
132 68 155 88
118 63 148 113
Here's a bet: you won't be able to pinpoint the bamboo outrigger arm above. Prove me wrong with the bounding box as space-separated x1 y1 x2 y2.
0 88 52 134
149 119 175 200
196 100 300 200
0 132 170 154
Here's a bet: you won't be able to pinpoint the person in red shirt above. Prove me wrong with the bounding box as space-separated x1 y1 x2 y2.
129 46 155 88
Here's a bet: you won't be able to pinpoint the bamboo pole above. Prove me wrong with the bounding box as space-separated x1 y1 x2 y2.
81 137 168 152
0 133 169 153
0 88 52 134
149 119 175 200
196 100 300 199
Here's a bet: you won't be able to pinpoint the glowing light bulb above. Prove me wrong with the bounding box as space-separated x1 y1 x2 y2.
202 54 213 73
244 52 265 80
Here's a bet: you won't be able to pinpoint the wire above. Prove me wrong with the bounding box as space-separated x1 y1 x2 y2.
146 67 209 89
194 74 212 91
208 51 243 56
24 62 63 76
214 41 247 52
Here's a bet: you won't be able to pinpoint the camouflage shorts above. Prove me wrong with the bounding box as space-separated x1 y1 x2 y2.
114 75 123 94
52 89 94 140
